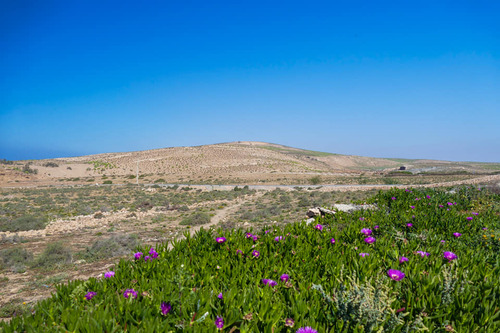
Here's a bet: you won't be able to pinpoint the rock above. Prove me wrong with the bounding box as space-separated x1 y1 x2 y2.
306 218 315 225
332 204 377 213
306 208 321 218
243 222 250 226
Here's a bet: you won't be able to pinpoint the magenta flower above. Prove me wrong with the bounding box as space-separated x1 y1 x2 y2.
410 206 415 209
399 256 409 263
391 197 396 200
144 255 152 262
252 235 259 241
280 274 290 282
416 251 430 257
85 291 97 300
285 318 295 327
275 236 283 242
360 228 372 236
215 316 224 329
217 292 223 300
453 233 462 238
443 251 458 261
149 248 159 258
262 279 277 286
236 249 243 255
441 240 446 243
359 253 369 257
296 327 318 333
387 269 405 281
364 236 376 244
252 250 260 258
439 205 444 208
406 223 413 227
330 238 335 244
466 217 473 221
104 271 115 278
374 225 379 229
246 233 253 238
123 289 138 299
160 301 172 315
359 217 365 221
314 224 323 231
483 227 488 230
265 230 271 234
426 195 431 199
134 252 143 260
472 212 479 216
447 202 453 206
415 198 420 201
216 237 226 243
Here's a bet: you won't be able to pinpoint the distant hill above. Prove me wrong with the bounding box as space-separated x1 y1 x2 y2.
1 141 499 186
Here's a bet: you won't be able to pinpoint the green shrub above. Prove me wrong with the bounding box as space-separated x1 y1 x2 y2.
0 215 46 232
31 242 72 269
103 180 112 184
79 234 138 261
180 212 211 225
43 162 59 168
309 176 321 185
22 163 37 174
0 247 33 272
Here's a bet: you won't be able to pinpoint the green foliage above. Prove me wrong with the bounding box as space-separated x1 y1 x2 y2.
2 187 500 331
309 176 321 185
180 212 211 226
0 247 33 272
79 234 139 261
43 162 59 168
0 158 14 165
22 162 38 174
102 180 113 184
31 242 72 269
0 215 46 232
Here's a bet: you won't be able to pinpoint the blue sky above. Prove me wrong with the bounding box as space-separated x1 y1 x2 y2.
1 1 499 162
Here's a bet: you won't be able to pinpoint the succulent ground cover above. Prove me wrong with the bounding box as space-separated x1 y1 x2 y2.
2 186 500 332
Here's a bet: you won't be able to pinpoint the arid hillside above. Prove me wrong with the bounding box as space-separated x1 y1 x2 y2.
1 141 499 187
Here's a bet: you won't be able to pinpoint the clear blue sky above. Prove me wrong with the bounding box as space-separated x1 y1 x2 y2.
1 1 499 162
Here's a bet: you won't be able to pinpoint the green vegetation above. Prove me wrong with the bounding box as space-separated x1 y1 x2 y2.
180 211 211 226
78 234 139 262
0 158 14 165
0 215 47 232
43 162 59 168
30 242 72 270
0 247 33 273
2 186 499 331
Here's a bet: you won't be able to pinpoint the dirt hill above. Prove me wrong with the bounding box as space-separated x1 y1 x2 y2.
1 141 499 187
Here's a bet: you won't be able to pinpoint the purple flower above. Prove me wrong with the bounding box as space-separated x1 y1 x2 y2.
391 197 396 200
410 206 415 209
215 316 224 329
217 292 223 300
262 279 277 286
280 274 290 282
252 250 260 258
246 233 253 238
123 289 138 299
265 230 271 234
472 212 479 216
443 251 458 261
453 233 462 238
387 269 405 281
144 255 152 262
415 198 420 201
275 236 283 242
314 224 323 231
416 251 430 257
439 205 444 208
359 217 365 221
441 240 446 243
134 252 143 260
216 237 226 243
330 238 335 244
160 301 171 315
85 291 97 300
359 253 369 257
360 228 372 236
236 249 243 255
399 256 409 263
374 225 379 229
252 235 259 241
296 327 318 333
406 223 413 227
104 271 115 278
285 318 295 327
426 195 431 199
466 217 473 221
482 227 488 230
149 248 159 258
364 236 376 244
447 202 453 206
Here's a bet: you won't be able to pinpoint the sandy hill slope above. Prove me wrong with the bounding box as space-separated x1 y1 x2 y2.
1 142 499 186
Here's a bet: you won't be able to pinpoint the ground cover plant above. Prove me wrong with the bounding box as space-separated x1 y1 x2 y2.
2 186 500 332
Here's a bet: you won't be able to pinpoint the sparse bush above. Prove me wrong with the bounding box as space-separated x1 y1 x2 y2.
22 163 37 174
180 212 211 225
0 215 46 232
0 247 33 273
43 162 59 168
0 298 30 318
103 180 113 184
31 242 72 269
154 178 166 183
310 176 321 185
0 158 14 165
79 234 139 261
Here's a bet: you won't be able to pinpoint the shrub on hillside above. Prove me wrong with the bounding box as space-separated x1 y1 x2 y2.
80 234 139 261
0 247 33 273
43 162 59 168
31 242 72 269
180 212 211 226
0 215 46 232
